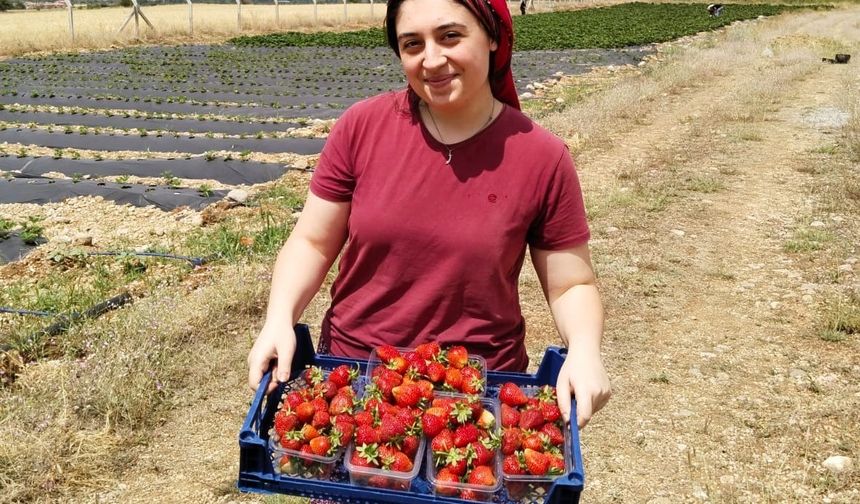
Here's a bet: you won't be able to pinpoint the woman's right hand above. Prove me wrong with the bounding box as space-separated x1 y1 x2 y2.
247 322 297 394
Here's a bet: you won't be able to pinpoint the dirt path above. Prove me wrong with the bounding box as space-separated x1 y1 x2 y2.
72 8 860 504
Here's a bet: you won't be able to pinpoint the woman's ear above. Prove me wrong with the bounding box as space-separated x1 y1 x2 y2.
490 40 499 52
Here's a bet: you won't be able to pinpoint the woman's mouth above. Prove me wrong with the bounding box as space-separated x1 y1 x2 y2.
425 74 456 88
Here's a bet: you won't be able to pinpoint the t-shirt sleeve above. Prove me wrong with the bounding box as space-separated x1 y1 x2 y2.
310 108 356 202
527 146 591 250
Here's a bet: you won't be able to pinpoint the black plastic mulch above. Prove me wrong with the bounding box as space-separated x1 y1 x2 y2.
0 129 325 155
0 233 39 265
1 175 226 210
2 156 292 185
0 109 300 134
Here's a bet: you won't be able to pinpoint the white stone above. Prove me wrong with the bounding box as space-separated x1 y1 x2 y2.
520 92 534 99
822 456 852 473
839 264 854 273
525 84 535 91
846 257 858 264
769 301 781 310
226 189 249 204
810 220 826 228
789 369 806 380
761 47 774 58
189 215 204 227
553 71 564 77
802 295 814 304
606 226 620 233
670 229 686 237
555 97 564 103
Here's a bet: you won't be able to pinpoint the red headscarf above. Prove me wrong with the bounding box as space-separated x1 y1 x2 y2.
467 0 520 110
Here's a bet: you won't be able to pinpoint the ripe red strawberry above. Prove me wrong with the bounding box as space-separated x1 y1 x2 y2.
522 432 545 451
391 383 421 408
311 397 329 413
350 449 374 467
309 435 331 456
421 409 448 438
376 345 401 364
523 448 550 476
435 467 461 496
540 401 562 424
284 391 304 410
300 443 315 457
446 346 469 369
280 434 303 451
300 424 319 441
302 366 324 386
379 413 407 443
444 368 463 391
391 450 414 472
333 421 355 443
503 454 525 475
295 401 315 423
453 424 479 448
273 410 298 437
441 447 468 476
355 424 379 445
415 379 435 400
354 410 374 426
460 489 478 501
540 423 565 446
426 361 446 383
386 355 409 374
501 403 520 428
356 443 379 467
315 380 338 400
328 393 353 416
430 428 454 453
549 453 566 474
466 465 496 486
401 434 421 458
499 382 528 407
404 352 428 375
311 410 330 430
328 364 358 388
415 342 441 360
470 441 495 466
460 367 484 394
501 428 523 455
518 409 545 430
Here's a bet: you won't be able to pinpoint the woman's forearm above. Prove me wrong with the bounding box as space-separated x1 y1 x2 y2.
548 282 604 356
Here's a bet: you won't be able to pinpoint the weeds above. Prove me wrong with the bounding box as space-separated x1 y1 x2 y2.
783 228 833 253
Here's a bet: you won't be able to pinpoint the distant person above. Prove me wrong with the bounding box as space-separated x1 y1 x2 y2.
520 0 526 15
707 3 724 17
248 0 611 430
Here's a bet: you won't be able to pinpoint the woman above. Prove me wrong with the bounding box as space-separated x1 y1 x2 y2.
248 0 610 429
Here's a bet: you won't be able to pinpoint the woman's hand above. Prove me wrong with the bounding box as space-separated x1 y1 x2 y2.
247 322 297 394
556 351 611 429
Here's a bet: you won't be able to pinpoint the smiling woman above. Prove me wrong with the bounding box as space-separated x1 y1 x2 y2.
247 0 611 431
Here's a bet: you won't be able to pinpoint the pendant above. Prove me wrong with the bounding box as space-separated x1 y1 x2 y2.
445 148 452 165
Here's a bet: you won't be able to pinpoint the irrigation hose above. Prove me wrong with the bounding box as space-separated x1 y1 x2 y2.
0 307 55 317
87 251 212 267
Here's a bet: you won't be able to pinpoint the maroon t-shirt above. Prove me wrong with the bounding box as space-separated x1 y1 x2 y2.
310 90 589 371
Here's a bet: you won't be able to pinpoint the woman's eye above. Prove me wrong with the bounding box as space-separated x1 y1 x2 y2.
402 40 420 50
443 32 461 41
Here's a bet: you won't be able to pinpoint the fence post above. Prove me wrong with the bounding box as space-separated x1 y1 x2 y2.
64 0 74 43
313 0 317 24
343 0 347 22
370 0 374 18
236 0 241 30
274 0 279 25
187 0 193 35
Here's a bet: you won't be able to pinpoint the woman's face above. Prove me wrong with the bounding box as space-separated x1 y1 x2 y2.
394 0 498 112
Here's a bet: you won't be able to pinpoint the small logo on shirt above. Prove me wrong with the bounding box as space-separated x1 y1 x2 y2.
487 194 498 203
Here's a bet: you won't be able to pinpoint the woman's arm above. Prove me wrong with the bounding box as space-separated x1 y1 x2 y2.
530 243 611 428
247 192 350 392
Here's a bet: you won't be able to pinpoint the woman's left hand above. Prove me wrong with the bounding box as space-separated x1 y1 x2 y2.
555 351 611 429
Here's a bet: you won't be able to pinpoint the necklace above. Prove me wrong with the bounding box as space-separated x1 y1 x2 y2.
424 96 497 165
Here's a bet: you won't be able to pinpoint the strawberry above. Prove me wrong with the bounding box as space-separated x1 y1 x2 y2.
430 428 454 453
356 443 380 467
466 465 496 486
501 428 523 455
415 342 441 361
354 410 374 426
523 448 550 476
426 361 446 383
476 408 496 430
435 467 461 496
460 367 484 395
518 409 545 430
498 382 528 407
460 489 479 501
379 413 407 443
540 401 562 424
333 421 355 444
315 380 338 400
280 430 304 451
421 409 448 437
367 475 390 488
503 454 525 475
302 366 324 386
443 367 463 391
355 424 379 445
401 434 421 458
311 410 330 430
404 352 428 375
440 447 468 476
273 410 298 437
549 453 566 474
350 449 374 467
300 443 316 458
522 432 545 451
540 423 565 446
328 393 353 416
470 441 495 466
311 397 329 413
415 379 435 400
328 364 358 388
501 403 520 428
391 450 414 472
284 391 304 410
309 435 331 456
391 383 421 408
453 424 479 448
295 402 315 423
375 345 401 364
300 424 319 441
446 345 469 369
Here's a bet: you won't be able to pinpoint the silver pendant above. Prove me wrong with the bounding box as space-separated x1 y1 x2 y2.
445 148 452 165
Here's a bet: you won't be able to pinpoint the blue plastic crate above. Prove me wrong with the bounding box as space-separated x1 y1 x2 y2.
238 324 584 503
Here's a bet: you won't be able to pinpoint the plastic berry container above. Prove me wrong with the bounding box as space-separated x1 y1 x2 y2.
500 386 574 502
365 345 488 396
342 437 426 491
424 392 503 501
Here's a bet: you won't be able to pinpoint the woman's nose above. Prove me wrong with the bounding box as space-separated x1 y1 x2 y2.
422 42 446 70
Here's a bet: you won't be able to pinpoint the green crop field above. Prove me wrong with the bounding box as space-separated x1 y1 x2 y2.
230 3 828 50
